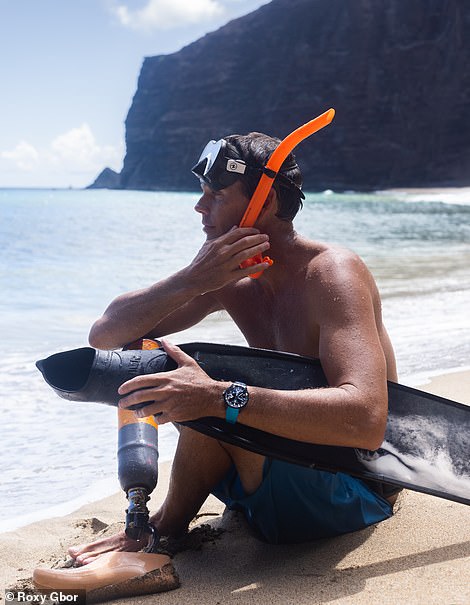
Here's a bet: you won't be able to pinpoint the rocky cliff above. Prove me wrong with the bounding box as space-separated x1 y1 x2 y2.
92 0 470 191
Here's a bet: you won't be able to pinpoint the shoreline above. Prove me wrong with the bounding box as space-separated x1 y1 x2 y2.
403 365 470 405
377 186 470 206
401 364 470 395
0 441 179 537
1 368 469 604
382 185 470 195
2 185 470 202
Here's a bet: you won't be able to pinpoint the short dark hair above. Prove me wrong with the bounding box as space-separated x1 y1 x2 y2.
224 132 304 221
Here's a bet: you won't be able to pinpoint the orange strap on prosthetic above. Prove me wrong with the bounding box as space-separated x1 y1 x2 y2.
119 338 161 429
239 108 335 278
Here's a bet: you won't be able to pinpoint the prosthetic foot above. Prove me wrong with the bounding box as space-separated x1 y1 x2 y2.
33 552 179 603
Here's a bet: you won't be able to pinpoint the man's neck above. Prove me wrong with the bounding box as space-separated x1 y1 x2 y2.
257 222 303 284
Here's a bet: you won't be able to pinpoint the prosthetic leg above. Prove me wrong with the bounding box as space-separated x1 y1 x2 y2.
33 340 179 601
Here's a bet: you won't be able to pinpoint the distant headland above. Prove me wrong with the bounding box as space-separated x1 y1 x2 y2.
89 0 470 192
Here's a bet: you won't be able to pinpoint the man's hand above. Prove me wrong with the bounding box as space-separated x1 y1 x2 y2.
117 340 224 424
187 226 271 293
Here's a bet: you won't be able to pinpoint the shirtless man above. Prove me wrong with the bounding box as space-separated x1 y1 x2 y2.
70 132 398 564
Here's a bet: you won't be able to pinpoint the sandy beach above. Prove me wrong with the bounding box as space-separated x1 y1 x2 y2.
1 370 469 605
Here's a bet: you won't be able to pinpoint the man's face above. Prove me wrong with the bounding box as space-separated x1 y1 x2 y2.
194 180 250 240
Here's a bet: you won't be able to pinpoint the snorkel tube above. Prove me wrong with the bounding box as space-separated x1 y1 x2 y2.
239 108 335 278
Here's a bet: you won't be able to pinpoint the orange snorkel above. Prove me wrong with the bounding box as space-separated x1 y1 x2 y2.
239 108 335 278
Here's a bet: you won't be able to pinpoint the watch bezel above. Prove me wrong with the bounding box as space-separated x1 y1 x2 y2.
223 381 249 409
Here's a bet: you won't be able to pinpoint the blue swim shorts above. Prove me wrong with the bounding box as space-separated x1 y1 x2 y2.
212 458 393 544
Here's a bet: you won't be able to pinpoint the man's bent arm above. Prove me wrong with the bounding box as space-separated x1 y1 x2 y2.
89 268 220 350
119 334 388 450
89 227 269 350
236 377 387 451
241 253 389 449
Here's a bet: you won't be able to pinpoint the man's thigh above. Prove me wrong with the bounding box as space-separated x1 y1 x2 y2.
173 422 264 493
217 441 266 495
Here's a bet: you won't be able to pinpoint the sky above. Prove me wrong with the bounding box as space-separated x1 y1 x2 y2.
0 0 270 188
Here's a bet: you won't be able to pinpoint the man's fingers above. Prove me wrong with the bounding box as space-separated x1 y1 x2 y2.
232 241 270 266
119 386 169 410
222 226 261 245
118 341 192 398
134 403 164 418
118 374 164 395
237 260 271 279
223 233 270 256
161 339 196 367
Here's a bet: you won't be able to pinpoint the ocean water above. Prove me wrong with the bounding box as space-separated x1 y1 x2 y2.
1 187 469 532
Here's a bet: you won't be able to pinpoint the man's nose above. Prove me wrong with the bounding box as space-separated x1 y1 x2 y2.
195 193 210 214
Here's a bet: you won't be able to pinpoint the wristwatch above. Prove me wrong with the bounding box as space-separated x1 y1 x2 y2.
223 381 249 424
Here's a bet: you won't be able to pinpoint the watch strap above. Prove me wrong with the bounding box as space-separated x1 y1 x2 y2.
225 406 240 424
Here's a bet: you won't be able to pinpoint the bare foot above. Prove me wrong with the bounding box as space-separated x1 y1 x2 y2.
68 530 149 566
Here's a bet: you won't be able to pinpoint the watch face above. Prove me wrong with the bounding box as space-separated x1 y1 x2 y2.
224 382 249 408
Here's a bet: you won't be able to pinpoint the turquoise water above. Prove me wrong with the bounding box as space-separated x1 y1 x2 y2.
1 187 469 530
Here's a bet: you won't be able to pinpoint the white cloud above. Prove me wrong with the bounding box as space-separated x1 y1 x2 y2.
1 141 39 171
50 123 119 171
112 0 224 31
0 124 123 188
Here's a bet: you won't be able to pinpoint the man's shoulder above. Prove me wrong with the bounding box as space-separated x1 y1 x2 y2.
301 242 378 308
305 241 368 278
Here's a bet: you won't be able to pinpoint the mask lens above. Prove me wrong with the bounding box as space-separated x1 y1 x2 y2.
194 140 223 176
192 139 241 190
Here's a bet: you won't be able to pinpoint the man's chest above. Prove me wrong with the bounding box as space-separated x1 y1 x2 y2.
220 286 320 357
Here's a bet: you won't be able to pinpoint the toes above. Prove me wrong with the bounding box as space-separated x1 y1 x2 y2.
68 542 105 563
75 554 98 566
68 545 85 558
67 532 138 566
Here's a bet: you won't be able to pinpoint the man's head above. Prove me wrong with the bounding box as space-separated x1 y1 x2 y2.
192 132 304 222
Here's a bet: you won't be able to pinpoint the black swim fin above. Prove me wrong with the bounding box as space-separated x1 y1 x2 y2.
36 342 470 506
36 347 177 405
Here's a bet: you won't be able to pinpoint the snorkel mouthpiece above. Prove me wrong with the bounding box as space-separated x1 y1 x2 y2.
240 108 335 277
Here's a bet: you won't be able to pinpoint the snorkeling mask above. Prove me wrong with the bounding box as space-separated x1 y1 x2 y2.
191 138 305 198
